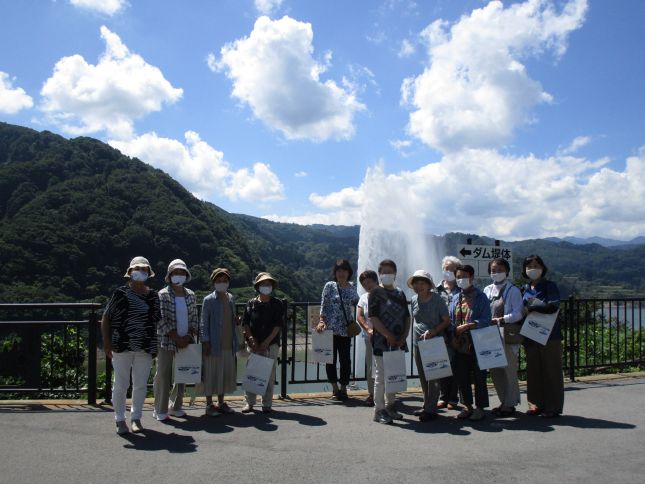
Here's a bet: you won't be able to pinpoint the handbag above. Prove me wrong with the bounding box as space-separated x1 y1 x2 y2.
174 343 203 384
337 282 361 338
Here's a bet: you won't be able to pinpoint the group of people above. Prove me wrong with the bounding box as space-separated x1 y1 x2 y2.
316 255 564 425
101 252 564 435
101 257 283 435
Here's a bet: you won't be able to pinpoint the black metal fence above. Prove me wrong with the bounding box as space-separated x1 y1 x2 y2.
1 297 643 404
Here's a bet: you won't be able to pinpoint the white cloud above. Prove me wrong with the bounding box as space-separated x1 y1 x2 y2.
213 16 365 142
403 0 588 152
69 0 127 16
267 146 645 240
40 26 183 139
254 0 283 15
0 72 33 114
398 39 416 58
294 171 308 177
558 135 591 155
109 131 284 203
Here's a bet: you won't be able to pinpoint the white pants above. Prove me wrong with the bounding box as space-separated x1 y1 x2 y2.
112 350 153 422
373 355 396 411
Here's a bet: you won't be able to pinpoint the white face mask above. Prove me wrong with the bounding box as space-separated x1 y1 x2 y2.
443 271 456 282
258 285 273 295
456 278 472 290
171 275 186 285
130 270 149 282
491 272 506 284
526 268 543 280
380 274 396 286
214 282 229 293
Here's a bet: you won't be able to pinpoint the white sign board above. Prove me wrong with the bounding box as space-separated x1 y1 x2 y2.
458 244 513 279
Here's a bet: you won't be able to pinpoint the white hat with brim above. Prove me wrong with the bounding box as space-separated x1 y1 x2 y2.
407 270 434 289
124 256 155 278
254 272 277 290
165 259 192 283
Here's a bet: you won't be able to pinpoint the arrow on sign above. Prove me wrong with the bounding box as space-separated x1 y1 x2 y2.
460 247 472 257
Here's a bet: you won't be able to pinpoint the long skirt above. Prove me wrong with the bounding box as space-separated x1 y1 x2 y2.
196 351 237 396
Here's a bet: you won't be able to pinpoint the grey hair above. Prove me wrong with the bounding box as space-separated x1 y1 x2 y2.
441 255 462 270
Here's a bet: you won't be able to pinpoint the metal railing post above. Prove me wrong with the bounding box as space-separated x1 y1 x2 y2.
568 295 576 382
280 299 289 399
87 309 98 405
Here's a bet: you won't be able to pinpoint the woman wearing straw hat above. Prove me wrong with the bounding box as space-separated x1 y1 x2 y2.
408 270 450 422
241 272 283 413
153 259 198 421
199 267 239 417
101 256 161 435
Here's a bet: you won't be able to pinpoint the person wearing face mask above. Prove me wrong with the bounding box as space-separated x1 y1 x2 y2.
449 264 492 421
356 270 379 407
483 258 523 417
101 256 161 435
153 259 198 421
521 255 563 418
435 255 462 410
369 259 410 424
315 259 359 401
198 267 239 417
242 272 284 413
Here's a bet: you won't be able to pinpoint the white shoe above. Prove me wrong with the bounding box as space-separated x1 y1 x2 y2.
115 421 129 435
152 411 169 421
169 409 186 417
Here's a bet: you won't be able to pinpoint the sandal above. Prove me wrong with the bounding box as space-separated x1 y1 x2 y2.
526 407 542 416
456 409 473 419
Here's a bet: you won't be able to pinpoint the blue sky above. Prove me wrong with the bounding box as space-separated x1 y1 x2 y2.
1 0 644 240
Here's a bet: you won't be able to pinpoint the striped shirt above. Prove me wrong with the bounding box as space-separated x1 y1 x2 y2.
104 285 160 354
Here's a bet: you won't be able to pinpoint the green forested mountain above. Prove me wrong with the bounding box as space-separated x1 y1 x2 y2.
0 122 642 303
0 122 356 303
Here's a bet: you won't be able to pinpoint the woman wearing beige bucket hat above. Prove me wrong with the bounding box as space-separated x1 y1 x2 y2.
241 272 283 413
153 259 198 421
198 267 240 417
101 256 161 435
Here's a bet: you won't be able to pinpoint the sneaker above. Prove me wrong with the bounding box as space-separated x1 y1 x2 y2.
364 395 375 407
115 421 129 435
469 408 486 421
153 411 170 421
169 409 186 418
205 405 221 417
373 409 393 424
217 402 234 414
262 407 273 414
131 419 144 433
385 406 403 420
241 403 254 413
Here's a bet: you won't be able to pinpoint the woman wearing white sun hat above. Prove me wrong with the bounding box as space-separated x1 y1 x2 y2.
153 259 198 422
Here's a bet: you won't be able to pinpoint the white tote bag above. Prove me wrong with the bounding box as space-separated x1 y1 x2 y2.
383 349 407 393
520 310 560 346
243 353 275 395
418 337 452 380
174 343 202 384
470 326 508 370
311 330 334 365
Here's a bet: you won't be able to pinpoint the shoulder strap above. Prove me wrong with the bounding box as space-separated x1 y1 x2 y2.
336 282 351 326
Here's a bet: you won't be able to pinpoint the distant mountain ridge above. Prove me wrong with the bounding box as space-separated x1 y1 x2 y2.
544 236 645 248
0 122 643 302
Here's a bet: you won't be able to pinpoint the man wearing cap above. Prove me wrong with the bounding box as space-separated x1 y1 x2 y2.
241 272 283 413
102 256 161 435
408 270 450 421
153 259 198 421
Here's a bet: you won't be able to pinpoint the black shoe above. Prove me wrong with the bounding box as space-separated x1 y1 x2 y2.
419 411 438 422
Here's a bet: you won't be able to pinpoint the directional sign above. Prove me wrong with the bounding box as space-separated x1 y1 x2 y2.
457 244 513 280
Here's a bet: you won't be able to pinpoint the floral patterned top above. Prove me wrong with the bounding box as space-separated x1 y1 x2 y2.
320 281 359 337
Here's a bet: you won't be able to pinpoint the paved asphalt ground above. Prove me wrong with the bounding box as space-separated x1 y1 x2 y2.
1 375 643 484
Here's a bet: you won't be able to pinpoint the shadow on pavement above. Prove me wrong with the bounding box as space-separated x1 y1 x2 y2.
120 428 198 453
